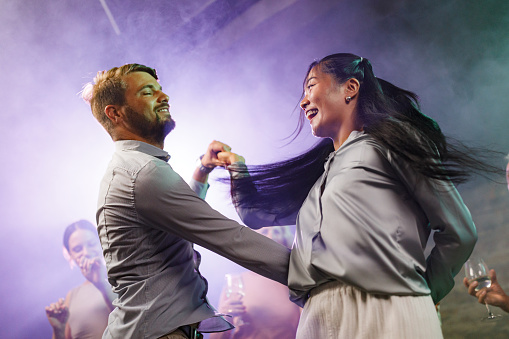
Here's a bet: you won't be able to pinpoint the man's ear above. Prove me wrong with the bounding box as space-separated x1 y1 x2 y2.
104 105 123 124
345 78 360 98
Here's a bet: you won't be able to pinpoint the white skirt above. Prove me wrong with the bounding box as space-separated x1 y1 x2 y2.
296 281 443 339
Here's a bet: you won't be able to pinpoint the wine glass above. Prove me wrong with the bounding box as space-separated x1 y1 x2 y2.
464 257 502 321
224 274 249 328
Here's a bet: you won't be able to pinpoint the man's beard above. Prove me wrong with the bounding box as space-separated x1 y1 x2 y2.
124 105 176 145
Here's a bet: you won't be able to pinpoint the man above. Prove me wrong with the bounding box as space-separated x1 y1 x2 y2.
463 155 509 314
83 64 290 338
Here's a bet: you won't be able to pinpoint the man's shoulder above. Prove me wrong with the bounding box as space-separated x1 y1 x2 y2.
110 148 165 176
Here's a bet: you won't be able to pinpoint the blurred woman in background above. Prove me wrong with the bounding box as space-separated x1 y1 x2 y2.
45 220 115 339
211 226 300 339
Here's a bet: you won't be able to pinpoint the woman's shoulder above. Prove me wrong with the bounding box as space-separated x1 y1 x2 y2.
65 282 84 306
336 134 390 166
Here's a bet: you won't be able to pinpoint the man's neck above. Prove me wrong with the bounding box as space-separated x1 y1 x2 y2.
113 131 164 149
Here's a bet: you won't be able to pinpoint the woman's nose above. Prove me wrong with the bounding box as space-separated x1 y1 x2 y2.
300 96 310 110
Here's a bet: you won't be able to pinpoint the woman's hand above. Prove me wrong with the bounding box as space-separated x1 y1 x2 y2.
45 298 69 335
219 296 246 318
217 151 245 167
78 256 107 286
201 140 233 168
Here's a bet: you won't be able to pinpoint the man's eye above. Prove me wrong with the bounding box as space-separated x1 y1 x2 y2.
142 91 152 96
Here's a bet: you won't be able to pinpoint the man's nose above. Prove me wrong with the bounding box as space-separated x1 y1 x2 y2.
159 91 169 103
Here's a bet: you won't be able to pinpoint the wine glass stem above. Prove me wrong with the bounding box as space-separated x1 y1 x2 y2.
485 303 494 317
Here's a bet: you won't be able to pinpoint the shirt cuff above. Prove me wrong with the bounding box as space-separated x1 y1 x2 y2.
189 178 210 200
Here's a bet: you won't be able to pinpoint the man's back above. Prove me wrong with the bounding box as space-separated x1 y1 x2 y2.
97 140 226 338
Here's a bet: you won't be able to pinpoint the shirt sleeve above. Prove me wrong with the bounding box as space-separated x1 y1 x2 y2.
134 160 290 285
188 178 209 199
390 153 477 303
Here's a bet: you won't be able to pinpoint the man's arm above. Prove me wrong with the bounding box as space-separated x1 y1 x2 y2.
193 140 236 184
136 159 290 285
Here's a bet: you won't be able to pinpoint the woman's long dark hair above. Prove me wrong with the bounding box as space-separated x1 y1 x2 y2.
229 53 501 218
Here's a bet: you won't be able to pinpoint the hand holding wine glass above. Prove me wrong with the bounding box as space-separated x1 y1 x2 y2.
464 268 509 314
464 257 502 321
224 274 250 331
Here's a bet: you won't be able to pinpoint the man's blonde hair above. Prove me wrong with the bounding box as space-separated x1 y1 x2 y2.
82 64 158 134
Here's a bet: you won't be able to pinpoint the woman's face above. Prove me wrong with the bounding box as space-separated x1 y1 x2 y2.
67 229 102 265
300 67 348 140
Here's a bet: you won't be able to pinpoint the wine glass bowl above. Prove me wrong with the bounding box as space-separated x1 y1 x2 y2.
464 258 491 291
224 274 250 329
225 274 246 299
464 257 502 321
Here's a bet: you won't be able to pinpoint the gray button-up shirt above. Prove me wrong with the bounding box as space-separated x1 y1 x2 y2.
236 131 477 307
97 140 290 339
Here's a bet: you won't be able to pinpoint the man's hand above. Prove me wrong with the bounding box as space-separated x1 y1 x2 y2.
193 141 244 183
201 140 233 169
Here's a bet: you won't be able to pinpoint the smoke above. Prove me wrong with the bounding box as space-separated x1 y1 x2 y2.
0 0 508 337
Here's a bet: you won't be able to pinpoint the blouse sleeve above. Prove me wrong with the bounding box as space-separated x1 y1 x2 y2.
390 153 477 303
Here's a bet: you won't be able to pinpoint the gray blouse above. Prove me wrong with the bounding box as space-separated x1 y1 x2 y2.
236 131 477 307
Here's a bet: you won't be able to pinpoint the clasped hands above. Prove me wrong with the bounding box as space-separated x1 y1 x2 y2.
201 140 245 170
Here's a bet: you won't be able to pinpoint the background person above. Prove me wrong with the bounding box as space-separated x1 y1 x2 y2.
464 269 509 313
210 226 300 339
45 220 115 339
463 155 509 313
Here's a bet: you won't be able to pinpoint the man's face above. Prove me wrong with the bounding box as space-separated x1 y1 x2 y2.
121 71 175 144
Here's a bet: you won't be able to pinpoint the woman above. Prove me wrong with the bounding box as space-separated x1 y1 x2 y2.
211 226 300 339
222 53 497 338
45 220 115 339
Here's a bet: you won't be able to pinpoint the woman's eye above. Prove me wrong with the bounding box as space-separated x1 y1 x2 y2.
307 84 315 90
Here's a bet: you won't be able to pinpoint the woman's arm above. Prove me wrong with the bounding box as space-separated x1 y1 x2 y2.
78 256 116 311
392 152 477 303
45 293 71 339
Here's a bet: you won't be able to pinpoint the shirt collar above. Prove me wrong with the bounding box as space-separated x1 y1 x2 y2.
339 130 364 150
325 130 365 162
115 140 171 162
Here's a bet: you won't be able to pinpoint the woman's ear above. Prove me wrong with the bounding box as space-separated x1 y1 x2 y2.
345 78 360 98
